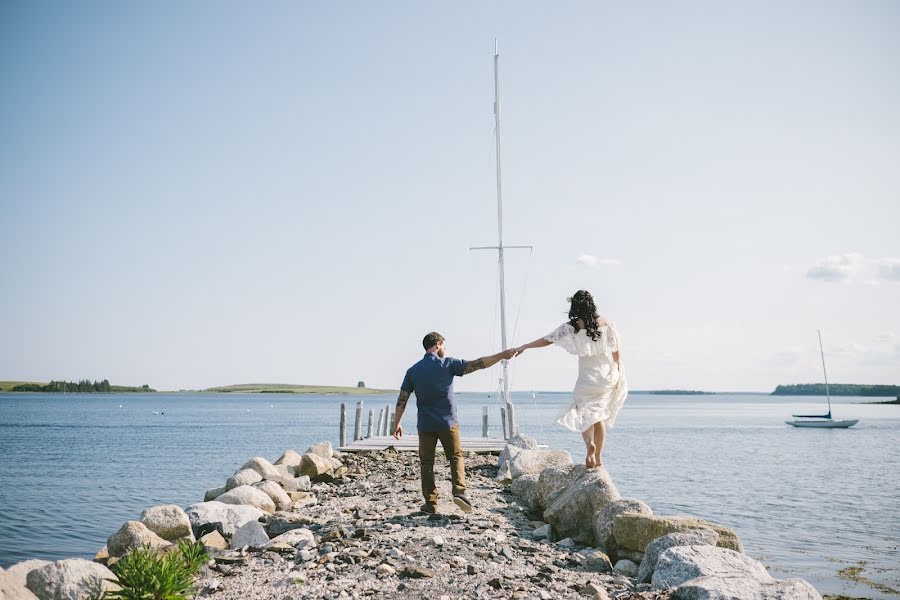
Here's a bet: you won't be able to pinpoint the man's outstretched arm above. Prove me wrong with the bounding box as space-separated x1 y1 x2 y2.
462 348 518 375
392 390 411 438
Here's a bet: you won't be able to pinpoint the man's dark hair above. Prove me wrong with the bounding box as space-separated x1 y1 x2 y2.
422 332 445 350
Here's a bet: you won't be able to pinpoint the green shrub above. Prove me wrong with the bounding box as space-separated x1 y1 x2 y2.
105 540 209 600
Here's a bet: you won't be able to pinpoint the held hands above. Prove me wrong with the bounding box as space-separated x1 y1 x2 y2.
500 348 519 360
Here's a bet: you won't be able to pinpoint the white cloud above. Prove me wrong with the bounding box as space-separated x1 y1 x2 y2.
805 253 864 282
576 254 622 270
877 258 900 282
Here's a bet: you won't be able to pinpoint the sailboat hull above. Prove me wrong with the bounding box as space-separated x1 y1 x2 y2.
785 419 859 428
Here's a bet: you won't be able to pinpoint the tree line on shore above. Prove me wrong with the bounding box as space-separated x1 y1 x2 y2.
771 383 899 396
11 380 155 393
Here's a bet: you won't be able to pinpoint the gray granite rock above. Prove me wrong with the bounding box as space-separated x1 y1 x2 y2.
638 530 719 584
5 561 51 588
107 521 170 557
593 497 653 553
215 484 277 513
510 473 541 510
274 449 304 469
204 486 226 502
0 568 39 600
536 463 580 511
26 559 119 600
508 448 572 480
498 434 539 470
613 559 639 577
230 520 270 549
651 545 771 591
304 441 334 460
226 468 263 491
185 500 265 537
266 528 316 549
297 453 334 479
140 504 193 542
543 466 620 545
239 457 281 480
674 575 823 599
251 480 292 510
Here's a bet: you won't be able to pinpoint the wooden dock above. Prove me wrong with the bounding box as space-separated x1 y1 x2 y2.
339 435 508 454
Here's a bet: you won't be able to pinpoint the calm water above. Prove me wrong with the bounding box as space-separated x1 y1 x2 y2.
1 392 897 598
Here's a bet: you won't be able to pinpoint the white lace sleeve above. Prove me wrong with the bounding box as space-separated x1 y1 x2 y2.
607 322 620 353
543 323 578 355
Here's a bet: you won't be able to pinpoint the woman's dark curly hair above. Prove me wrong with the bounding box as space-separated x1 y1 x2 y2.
568 290 602 341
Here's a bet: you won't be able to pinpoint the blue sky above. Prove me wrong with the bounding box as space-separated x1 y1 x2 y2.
2 1 898 392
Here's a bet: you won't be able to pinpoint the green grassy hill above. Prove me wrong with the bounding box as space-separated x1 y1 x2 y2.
0 381 45 392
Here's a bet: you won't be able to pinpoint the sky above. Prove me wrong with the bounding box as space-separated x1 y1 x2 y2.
1 1 898 393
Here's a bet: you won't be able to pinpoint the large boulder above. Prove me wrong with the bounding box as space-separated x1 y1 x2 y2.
543 466 621 545
652 545 821 599
297 453 334 479
5 561 51 587
508 448 572 480
140 504 193 542
274 449 304 469
185 500 265 537
536 463 580 510
613 513 743 554
266 513 314 537
266 528 317 550
0 568 39 600
230 520 270 549
215 485 277 513
107 521 170 557
304 441 334 460
638 530 719 584
510 473 541 511
498 434 539 470
252 480 292 510
226 468 263 491
26 559 119 600
593 498 653 553
204 486 226 502
240 457 281 480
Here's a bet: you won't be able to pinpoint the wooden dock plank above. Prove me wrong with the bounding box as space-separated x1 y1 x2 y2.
338 435 509 454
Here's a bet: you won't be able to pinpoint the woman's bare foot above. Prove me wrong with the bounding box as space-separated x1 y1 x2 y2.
595 454 603 468
585 442 597 468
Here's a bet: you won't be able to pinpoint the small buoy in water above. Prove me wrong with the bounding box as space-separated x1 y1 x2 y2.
153 411 159 415
119 405 123 408
161 412 165 415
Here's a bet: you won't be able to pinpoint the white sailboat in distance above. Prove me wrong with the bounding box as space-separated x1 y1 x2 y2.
785 330 859 429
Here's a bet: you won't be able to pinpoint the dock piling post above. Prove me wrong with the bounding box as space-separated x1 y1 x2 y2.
482 406 489 438
507 401 517 437
500 406 508 440
339 403 346 447
384 404 391 435
367 409 374 438
354 401 363 441
376 408 384 436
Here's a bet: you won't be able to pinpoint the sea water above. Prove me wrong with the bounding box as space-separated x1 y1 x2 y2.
0 392 897 598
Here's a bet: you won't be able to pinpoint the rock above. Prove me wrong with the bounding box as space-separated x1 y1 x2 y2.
592 498 653 553
531 524 552 540
297 453 334 479
580 582 610 599
267 528 316 549
536 463 580 510
0 568 39 600
215 485 277 513
651 545 771 591
304 441 334 460
498 434 539 469
26 559 119 600
673 575 823 599
230 520 270 549
5 561 51 587
185 500 265 537
204 486 226 502
496 462 513 484
140 504 193 542
613 513 743 554
583 550 613 573
199 530 228 550
376 564 396 576
266 513 314 537
557 537 576 547
543 466 621 545
107 521 170 557
294 475 312 491
510 473 541 510
240 456 282 480
272 463 295 479
449 556 467 568
613 559 639 577
251 480 292 510
400 565 435 579
637 530 719 584
274 449 304 468
226 468 263 491
509 448 573 480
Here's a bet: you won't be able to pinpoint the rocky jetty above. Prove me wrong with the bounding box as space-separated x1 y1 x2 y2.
1 437 823 600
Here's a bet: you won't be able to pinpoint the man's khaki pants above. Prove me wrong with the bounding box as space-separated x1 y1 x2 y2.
418 424 467 505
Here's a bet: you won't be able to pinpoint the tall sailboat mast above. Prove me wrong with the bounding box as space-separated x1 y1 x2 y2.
471 41 532 412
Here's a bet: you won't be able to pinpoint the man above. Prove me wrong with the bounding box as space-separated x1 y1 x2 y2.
393 332 517 514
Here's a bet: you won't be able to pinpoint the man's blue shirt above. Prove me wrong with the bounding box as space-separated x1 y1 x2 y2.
401 353 467 432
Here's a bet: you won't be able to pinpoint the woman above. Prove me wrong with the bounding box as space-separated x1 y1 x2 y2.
515 290 628 468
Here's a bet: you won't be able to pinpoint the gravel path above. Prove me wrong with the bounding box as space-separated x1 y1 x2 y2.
199 449 672 600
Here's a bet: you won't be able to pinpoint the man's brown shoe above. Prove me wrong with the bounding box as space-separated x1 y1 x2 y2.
452 495 473 513
420 503 438 514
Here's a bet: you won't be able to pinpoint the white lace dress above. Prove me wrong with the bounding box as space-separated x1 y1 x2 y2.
543 321 628 432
